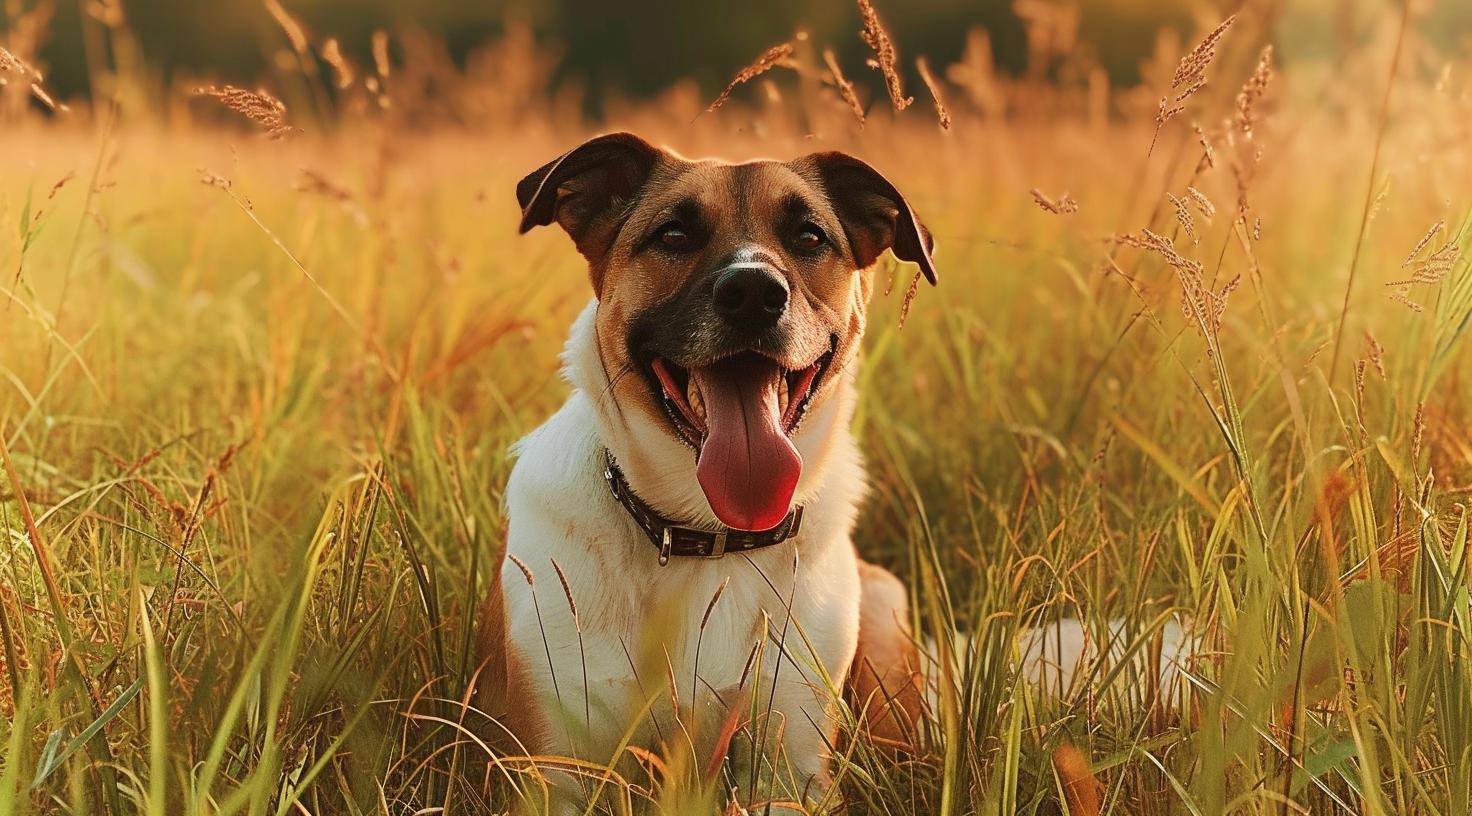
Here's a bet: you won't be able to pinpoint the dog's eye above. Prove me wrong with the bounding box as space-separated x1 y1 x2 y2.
656 222 693 251
793 223 826 252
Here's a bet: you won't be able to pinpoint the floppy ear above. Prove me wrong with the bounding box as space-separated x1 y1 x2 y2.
516 132 664 286
805 152 937 285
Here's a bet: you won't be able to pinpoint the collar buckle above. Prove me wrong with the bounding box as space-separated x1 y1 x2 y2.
707 530 728 559
658 527 673 566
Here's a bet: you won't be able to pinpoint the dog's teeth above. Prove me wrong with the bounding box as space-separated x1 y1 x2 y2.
687 378 705 424
778 375 790 415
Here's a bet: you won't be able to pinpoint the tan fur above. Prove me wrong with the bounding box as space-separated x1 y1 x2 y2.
851 561 925 748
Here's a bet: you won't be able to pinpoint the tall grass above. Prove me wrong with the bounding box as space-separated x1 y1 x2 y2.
3 1 1472 813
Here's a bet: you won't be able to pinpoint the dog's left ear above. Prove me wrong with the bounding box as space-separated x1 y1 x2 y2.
804 152 937 285
517 132 664 288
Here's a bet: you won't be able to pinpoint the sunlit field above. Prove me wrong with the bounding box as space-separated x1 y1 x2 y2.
3 1 1472 813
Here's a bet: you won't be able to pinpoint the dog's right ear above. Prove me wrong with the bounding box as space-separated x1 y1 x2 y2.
516 133 663 287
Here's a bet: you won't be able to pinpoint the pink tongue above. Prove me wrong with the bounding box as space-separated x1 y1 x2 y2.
693 357 802 531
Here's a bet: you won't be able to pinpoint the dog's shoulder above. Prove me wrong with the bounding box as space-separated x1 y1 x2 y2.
506 392 604 516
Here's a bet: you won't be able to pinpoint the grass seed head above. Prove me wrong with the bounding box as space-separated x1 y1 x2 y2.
1151 15 1235 154
1168 192 1198 242
1186 186 1216 221
707 42 794 112
899 270 922 327
1364 331 1386 379
1235 45 1274 139
1 45 66 111
194 85 297 138
197 167 252 210
1032 189 1079 214
550 557 580 631
1136 228 1237 334
700 577 731 630
858 0 913 111
824 48 866 126
1403 221 1445 268
917 56 951 129
1194 124 1217 168
507 554 535 586
1388 236 1460 288
1171 15 1235 97
0 45 32 75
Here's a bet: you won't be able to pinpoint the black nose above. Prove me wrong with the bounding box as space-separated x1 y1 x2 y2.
712 266 788 332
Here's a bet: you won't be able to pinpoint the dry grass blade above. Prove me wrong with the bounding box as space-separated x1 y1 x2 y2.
321 37 355 89
263 0 310 54
193 85 297 138
1150 14 1235 156
916 56 950 129
26 83 61 111
0 430 70 647
707 42 794 112
372 30 392 78
1032 189 1079 215
198 168 252 210
858 0 912 111
823 48 865 126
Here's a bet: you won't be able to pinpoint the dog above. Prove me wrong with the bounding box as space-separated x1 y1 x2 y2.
477 133 1193 811
476 132 933 809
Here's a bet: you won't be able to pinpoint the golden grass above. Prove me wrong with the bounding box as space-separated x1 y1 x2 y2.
2 3 1472 815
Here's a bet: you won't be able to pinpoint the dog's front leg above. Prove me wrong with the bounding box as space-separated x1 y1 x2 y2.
721 659 846 810
725 556 860 810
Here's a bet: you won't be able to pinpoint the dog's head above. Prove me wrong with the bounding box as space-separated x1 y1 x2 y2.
518 133 936 531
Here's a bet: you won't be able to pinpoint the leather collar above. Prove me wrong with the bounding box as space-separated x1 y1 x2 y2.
602 451 803 565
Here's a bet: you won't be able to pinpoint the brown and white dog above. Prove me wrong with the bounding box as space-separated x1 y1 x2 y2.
476 133 932 809
477 132 1198 812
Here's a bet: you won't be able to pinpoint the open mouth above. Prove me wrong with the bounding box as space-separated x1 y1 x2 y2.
638 337 837 531
646 339 836 448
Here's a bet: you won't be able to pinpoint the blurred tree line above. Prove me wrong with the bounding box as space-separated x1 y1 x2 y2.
3 0 1470 111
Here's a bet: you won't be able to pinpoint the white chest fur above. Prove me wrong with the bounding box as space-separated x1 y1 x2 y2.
498 302 866 789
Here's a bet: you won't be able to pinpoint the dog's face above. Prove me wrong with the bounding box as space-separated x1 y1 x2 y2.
518 133 936 531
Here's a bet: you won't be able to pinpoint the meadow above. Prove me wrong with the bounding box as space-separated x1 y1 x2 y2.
3 2 1472 813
